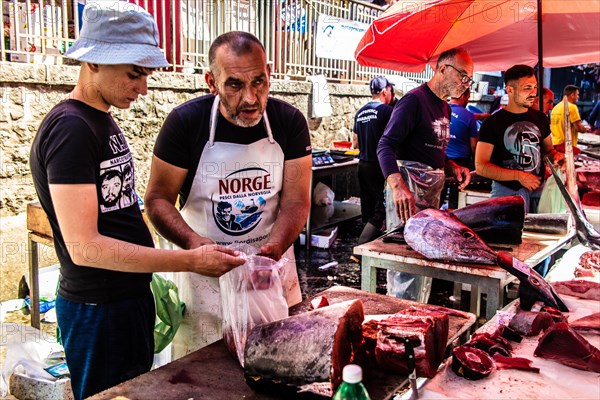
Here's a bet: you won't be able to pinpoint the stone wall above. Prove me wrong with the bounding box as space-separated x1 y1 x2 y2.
0 62 371 301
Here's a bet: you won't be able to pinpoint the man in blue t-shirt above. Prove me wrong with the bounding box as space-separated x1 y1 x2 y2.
442 88 479 208
447 88 479 169
352 76 394 244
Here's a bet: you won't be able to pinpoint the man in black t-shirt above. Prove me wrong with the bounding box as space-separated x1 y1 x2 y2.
29 4 243 399
144 32 312 355
476 65 564 213
353 76 394 244
378 48 473 224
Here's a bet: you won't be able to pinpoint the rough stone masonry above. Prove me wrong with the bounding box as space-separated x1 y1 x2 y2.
0 62 370 301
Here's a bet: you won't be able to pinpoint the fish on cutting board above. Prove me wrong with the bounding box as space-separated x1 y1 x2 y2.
243 299 364 397
569 312 600 335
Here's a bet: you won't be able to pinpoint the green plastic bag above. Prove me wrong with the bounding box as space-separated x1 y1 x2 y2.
151 274 185 354
538 168 567 214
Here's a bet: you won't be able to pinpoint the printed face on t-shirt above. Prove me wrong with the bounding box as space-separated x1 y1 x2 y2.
100 171 123 207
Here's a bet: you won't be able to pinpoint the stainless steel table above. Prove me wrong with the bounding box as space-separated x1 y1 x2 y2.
305 158 360 249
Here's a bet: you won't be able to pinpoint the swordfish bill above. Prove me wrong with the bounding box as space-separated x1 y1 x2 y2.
403 209 568 312
545 157 600 250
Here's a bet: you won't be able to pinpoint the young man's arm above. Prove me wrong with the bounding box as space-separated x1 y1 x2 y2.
51 183 243 276
474 143 542 191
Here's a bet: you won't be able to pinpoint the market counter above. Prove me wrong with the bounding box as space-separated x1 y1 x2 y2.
89 286 476 400
355 229 575 321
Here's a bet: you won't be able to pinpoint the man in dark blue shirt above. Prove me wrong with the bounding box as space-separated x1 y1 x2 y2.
378 48 473 223
376 48 473 301
352 76 394 243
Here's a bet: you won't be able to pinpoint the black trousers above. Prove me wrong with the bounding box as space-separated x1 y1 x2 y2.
358 161 386 229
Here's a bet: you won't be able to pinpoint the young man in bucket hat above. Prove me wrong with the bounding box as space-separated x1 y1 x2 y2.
29 2 244 399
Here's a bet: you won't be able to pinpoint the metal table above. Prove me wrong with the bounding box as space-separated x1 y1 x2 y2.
354 230 574 321
305 158 360 249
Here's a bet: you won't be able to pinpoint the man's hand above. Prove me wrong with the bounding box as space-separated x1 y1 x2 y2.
189 245 245 277
449 161 471 190
387 173 416 224
258 242 284 261
185 235 215 250
517 171 542 191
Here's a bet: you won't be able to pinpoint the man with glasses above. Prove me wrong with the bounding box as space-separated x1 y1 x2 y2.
475 64 563 214
377 48 472 301
378 48 472 224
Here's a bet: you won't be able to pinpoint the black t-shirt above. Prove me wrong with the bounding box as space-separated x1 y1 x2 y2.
378 84 451 178
30 100 153 303
153 94 311 207
478 108 551 191
354 100 393 164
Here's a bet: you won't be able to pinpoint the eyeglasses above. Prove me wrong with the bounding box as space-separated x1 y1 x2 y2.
445 64 474 86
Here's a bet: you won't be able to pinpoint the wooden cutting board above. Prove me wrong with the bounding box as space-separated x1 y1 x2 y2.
91 286 475 400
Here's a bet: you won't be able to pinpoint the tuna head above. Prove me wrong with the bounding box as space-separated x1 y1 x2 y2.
404 209 497 264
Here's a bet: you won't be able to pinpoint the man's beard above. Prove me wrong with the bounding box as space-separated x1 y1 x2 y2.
221 97 264 128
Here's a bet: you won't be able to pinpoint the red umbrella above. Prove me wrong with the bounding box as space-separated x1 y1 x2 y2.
355 0 600 72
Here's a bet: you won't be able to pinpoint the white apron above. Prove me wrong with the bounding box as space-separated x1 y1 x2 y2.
172 96 302 358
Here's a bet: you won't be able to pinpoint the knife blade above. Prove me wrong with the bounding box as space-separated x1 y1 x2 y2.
402 337 418 400
376 223 405 241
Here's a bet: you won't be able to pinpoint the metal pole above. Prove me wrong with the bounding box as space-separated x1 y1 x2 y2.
537 0 543 107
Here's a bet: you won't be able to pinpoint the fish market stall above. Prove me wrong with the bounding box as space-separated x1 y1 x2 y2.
416 293 600 399
89 286 476 400
355 222 574 321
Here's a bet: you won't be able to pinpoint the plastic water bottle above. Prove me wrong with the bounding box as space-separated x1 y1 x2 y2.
333 364 370 400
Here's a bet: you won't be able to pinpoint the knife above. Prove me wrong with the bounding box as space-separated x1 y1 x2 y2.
403 337 418 400
376 223 405 241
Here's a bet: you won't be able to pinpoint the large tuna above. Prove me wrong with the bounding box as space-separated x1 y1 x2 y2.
403 208 568 312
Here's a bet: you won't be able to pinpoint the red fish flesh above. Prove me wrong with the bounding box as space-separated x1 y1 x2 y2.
570 312 600 335
552 279 600 301
534 322 600 373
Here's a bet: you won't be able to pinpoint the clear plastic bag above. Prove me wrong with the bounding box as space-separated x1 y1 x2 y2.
219 244 289 366
538 168 567 213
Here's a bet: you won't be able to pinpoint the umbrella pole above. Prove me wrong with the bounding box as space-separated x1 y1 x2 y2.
537 0 544 108
563 97 579 206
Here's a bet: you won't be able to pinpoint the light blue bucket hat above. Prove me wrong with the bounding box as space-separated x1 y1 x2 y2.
65 1 169 68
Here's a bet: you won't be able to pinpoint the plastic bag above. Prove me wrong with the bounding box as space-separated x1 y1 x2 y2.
384 160 443 302
538 168 567 213
151 273 185 354
219 245 289 366
1 323 63 396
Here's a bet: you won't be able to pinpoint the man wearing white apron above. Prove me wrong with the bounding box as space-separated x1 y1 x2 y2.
145 32 312 358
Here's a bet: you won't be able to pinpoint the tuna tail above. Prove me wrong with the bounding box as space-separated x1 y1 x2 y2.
496 251 569 312
544 157 600 250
